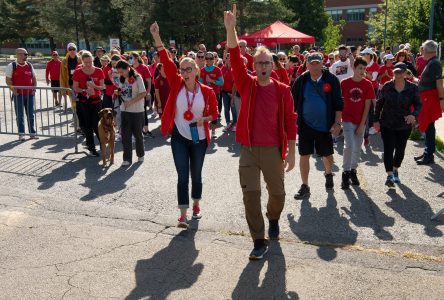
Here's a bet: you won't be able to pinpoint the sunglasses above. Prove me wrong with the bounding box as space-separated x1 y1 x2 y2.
179 67 193 74
205 57 214 60
279 58 286 61
18 53 28 56
329 58 334 60
68 48 76 51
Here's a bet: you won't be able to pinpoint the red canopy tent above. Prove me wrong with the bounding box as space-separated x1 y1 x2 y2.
218 21 315 48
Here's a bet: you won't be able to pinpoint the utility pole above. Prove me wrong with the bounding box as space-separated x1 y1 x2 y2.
429 0 436 39
383 0 388 49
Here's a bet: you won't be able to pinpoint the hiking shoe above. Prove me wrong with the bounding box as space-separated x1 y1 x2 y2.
177 216 189 228
385 175 395 188
341 171 350 190
392 170 400 183
325 173 334 190
268 219 280 240
294 184 310 199
192 205 202 219
350 169 360 186
249 239 269 260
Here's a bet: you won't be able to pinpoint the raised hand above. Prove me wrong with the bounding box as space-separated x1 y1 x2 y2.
150 22 160 37
224 4 237 30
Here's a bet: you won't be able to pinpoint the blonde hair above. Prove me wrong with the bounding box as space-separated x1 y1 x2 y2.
254 46 272 61
180 57 200 80
81 50 93 60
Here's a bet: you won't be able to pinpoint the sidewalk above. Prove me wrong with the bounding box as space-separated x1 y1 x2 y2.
437 117 444 140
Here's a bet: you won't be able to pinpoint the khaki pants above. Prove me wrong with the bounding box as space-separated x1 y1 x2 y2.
239 146 286 241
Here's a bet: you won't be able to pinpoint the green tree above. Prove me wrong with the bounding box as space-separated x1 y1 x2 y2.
322 17 345 53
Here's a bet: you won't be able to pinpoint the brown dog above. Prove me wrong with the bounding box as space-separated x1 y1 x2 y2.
98 108 116 167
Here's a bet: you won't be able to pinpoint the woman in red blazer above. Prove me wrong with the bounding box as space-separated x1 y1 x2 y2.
150 22 219 229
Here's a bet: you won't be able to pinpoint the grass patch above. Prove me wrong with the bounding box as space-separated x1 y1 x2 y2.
410 127 444 153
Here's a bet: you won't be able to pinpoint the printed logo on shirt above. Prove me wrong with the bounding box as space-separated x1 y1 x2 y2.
349 87 363 103
120 83 133 100
335 65 348 76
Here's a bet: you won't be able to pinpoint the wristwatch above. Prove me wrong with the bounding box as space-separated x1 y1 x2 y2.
335 121 342 126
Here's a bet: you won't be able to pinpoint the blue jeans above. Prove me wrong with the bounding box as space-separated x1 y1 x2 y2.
14 94 36 134
221 91 237 124
171 126 208 208
424 122 436 158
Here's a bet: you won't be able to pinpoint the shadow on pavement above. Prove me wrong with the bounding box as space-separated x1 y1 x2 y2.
385 184 443 237
288 192 358 261
125 224 203 300
342 186 394 241
232 241 299 300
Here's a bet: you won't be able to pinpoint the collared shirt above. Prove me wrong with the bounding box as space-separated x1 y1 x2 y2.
418 56 442 92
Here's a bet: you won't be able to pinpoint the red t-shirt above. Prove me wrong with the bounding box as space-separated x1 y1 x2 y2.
366 61 380 89
135 64 152 81
45 60 61 81
252 81 279 146
221 66 233 92
149 63 158 80
12 63 34 95
102 65 116 96
154 75 170 110
244 52 254 71
251 70 280 81
72 67 105 100
275 68 290 85
200 66 223 95
341 77 375 125
416 56 427 78
378 65 394 86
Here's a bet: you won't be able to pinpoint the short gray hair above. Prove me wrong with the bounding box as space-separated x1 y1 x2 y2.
238 40 247 47
422 40 438 53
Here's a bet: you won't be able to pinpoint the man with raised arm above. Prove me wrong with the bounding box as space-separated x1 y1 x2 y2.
224 4 298 260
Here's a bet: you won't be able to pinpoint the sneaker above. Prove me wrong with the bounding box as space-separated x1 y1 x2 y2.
364 137 370 146
177 216 189 228
18 135 26 141
416 156 434 165
143 131 155 139
268 220 280 240
414 153 425 161
294 184 310 199
121 161 131 167
115 134 122 142
385 175 395 188
249 239 269 260
222 123 232 132
325 173 334 190
29 135 39 140
350 169 360 186
88 149 99 157
137 156 144 163
369 127 377 135
231 125 236 132
392 170 400 183
341 171 350 190
211 129 217 139
192 205 202 219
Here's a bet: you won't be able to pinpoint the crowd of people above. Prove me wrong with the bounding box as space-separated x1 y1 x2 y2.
4 4 443 260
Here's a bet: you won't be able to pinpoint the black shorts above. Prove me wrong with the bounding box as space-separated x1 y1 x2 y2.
51 80 60 93
298 123 334 157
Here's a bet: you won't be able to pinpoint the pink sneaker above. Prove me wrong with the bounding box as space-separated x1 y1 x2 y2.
192 206 202 219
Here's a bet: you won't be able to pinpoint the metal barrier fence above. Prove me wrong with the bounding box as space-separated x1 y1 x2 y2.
0 86 79 153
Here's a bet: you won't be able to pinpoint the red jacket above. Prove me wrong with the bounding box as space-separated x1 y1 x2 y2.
229 46 298 159
275 68 290 85
159 49 219 146
45 59 61 81
418 89 442 132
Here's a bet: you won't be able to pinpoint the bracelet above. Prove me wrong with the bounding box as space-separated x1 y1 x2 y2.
155 44 164 49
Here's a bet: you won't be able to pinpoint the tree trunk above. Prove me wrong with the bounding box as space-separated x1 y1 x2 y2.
49 37 56 51
79 0 90 50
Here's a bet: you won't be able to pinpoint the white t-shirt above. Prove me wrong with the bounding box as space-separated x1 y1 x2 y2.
329 59 353 81
118 75 146 113
5 61 35 78
174 86 206 141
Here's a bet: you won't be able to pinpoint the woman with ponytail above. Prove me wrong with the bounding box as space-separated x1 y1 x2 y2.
115 60 147 166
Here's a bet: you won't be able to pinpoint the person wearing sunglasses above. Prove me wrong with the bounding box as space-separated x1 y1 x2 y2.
272 54 290 85
225 5 297 260
5 48 38 141
196 50 206 69
60 43 83 134
150 22 219 229
329 45 354 82
199 51 224 138
169 47 180 69
46 51 63 107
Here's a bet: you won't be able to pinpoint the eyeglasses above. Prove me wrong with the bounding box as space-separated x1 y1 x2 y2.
329 58 334 60
18 53 28 56
254 61 272 67
279 58 286 61
68 48 76 51
179 67 193 74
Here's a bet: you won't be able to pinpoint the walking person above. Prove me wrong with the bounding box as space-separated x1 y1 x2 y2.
72 51 105 157
115 60 147 166
340 57 375 189
373 62 422 187
415 40 444 165
5 48 38 141
221 53 237 131
45 51 63 106
225 5 297 260
292 52 343 198
150 22 219 228
153 63 170 117
273 54 290 85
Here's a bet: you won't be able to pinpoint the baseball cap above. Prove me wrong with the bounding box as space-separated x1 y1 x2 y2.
95 46 105 52
67 43 77 51
307 52 323 64
405 43 411 50
360 48 374 55
384 53 395 60
393 62 407 72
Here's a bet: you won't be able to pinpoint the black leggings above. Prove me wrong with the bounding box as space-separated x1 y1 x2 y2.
381 127 411 172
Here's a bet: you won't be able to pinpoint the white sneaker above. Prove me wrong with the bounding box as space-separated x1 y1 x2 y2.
137 156 144 162
115 134 122 142
121 161 131 167
369 127 377 135
18 135 26 141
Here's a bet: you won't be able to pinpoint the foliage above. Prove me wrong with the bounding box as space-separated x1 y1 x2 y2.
322 17 346 53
